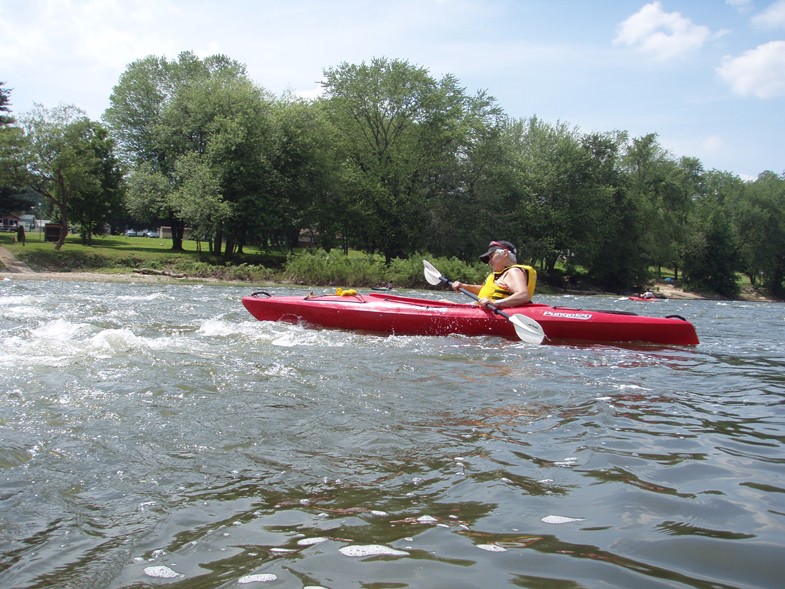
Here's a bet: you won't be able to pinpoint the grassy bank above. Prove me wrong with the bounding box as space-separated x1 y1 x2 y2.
0 231 489 289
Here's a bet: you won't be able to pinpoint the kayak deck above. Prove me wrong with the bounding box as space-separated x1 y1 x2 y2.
242 291 699 346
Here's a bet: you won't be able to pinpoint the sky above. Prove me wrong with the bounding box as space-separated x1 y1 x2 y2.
2 0 784 180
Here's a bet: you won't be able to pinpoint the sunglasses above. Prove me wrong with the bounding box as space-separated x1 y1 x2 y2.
488 241 511 252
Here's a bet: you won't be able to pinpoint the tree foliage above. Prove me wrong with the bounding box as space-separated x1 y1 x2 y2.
8 55 785 298
21 105 122 249
321 58 505 262
731 171 785 297
0 82 31 213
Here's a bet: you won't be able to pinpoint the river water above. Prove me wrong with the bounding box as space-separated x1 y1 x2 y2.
1 278 783 589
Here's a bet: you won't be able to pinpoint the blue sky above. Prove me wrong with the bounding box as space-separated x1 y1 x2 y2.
2 0 784 179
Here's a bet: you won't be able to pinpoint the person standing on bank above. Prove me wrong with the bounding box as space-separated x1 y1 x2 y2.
451 240 536 309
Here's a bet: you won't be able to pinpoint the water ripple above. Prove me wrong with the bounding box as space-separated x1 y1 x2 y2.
0 282 783 588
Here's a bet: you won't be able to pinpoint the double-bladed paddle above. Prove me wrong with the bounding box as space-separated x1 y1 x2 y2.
422 260 545 344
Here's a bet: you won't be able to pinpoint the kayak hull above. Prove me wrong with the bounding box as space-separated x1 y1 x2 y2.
242 292 699 345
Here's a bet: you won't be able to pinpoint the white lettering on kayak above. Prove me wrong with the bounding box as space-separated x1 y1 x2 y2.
542 311 593 320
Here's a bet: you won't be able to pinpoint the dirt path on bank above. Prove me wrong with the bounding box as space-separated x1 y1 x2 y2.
0 245 36 274
0 246 201 284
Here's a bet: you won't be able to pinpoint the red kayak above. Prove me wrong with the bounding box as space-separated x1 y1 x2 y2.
628 296 662 302
242 291 699 346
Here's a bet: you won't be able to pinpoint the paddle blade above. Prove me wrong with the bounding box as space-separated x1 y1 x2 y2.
508 313 546 345
422 260 447 286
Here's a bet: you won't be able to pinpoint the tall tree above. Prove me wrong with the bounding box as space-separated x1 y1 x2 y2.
731 171 785 297
105 52 249 251
492 118 618 286
267 97 340 252
0 82 30 213
683 200 740 297
160 70 274 256
575 130 629 289
22 105 121 249
67 121 124 244
322 57 500 262
425 89 506 260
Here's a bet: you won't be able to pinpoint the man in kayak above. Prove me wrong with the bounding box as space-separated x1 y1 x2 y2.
451 240 537 309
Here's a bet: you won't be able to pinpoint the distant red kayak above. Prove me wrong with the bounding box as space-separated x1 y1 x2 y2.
628 296 663 302
242 291 699 346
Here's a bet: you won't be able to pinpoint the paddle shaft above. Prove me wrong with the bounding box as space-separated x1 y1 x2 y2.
438 279 514 320
421 259 545 344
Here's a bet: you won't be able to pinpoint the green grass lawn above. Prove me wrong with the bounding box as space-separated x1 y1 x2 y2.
0 230 279 281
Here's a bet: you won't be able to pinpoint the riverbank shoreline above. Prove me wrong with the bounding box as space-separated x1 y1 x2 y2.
0 245 776 301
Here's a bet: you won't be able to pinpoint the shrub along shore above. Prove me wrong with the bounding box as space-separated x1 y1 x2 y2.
0 233 773 301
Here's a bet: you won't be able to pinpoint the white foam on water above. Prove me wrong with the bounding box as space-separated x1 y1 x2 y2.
269 326 347 348
88 328 149 357
0 294 47 321
541 515 585 524
238 573 278 583
116 292 172 302
143 565 181 578
3 304 45 319
198 317 314 349
0 318 180 368
0 294 37 306
198 317 247 338
0 319 91 367
477 544 507 552
339 545 409 557
34 318 89 341
297 536 328 546
615 384 648 391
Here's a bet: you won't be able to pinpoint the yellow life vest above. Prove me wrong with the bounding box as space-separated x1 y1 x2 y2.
478 264 537 302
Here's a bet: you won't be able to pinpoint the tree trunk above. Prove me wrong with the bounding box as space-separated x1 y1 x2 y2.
224 236 236 259
213 228 223 256
170 218 185 252
55 207 68 251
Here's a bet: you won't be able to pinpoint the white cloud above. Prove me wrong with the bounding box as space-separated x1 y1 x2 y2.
751 0 785 28
717 40 785 98
614 1 711 60
701 135 725 153
726 0 753 13
1 0 184 70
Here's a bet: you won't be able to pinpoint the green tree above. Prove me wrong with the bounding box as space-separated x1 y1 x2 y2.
267 97 340 253
22 105 122 249
67 120 124 244
159 69 274 256
322 57 500 262
424 90 506 260
574 130 630 290
612 133 676 289
0 82 30 214
492 118 618 286
683 200 740 297
732 171 785 297
105 52 250 251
